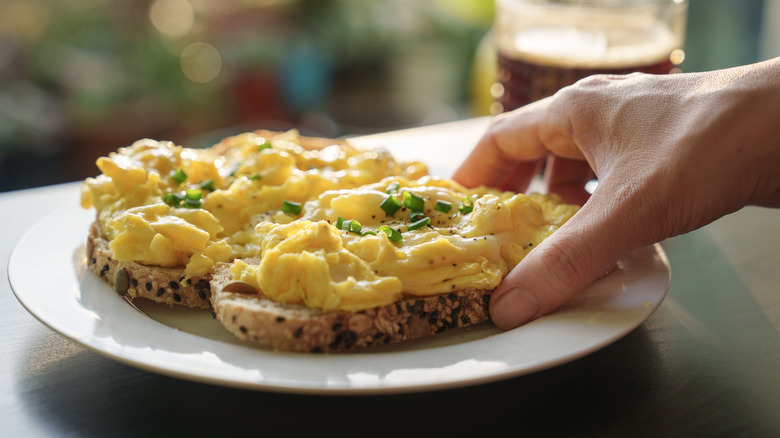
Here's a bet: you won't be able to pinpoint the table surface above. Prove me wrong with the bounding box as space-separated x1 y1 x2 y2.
2 118 779 437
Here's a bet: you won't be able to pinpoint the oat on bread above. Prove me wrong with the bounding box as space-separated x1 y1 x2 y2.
209 258 492 353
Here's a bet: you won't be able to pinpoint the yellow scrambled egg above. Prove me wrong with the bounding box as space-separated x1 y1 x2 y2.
82 130 578 312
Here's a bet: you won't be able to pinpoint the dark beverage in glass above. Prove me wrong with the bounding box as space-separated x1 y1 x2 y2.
498 52 679 112
494 0 688 112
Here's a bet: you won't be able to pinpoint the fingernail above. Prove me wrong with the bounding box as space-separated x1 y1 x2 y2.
490 287 541 330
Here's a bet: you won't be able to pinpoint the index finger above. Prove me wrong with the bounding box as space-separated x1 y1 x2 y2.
452 96 581 189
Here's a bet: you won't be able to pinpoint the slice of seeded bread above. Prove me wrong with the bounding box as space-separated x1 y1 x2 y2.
209 259 492 353
87 221 212 308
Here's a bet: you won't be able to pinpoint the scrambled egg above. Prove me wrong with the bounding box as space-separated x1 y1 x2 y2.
82 130 578 312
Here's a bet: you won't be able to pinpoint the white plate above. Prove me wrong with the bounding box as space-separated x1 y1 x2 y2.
9 203 670 394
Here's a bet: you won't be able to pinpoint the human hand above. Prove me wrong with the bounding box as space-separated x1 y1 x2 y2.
454 58 780 330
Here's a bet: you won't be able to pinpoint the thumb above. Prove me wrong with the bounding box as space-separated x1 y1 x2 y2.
489 200 627 330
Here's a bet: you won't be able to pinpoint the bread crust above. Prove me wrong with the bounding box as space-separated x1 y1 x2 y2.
87 221 212 308
210 260 492 353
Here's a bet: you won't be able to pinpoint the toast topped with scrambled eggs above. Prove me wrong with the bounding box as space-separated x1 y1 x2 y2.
81 129 580 352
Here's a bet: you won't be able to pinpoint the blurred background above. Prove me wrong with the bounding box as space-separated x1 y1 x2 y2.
0 0 776 192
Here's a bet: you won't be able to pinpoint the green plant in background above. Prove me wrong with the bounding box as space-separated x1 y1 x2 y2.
0 0 494 160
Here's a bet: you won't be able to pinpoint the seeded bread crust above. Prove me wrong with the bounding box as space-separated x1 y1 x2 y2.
209 259 492 353
87 221 212 308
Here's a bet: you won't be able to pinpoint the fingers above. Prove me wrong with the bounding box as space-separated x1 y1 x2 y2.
454 94 591 195
489 195 627 330
544 156 594 206
453 99 561 189
496 159 544 193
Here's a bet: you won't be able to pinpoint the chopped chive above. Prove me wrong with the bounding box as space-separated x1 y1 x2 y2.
341 219 353 231
434 200 452 213
410 210 426 221
378 225 403 243
199 179 215 191
171 168 187 185
349 220 362 233
459 197 474 214
385 182 400 194
282 200 302 215
248 173 261 181
256 138 271 150
361 230 377 236
184 197 202 208
403 191 425 211
380 195 402 216
335 216 346 229
163 192 184 207
407 216 431 231
186 189 202 200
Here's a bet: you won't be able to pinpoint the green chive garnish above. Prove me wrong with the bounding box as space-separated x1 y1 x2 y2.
349 220 362 233
163 191 202 208
335 216 346 229
410 210 426 221
171 168 187 185
385 182 400 194
186 189 202 200
459 197 474 215
199 179 215 191
337 219 362 234
380 195 402 216
163 192 184 207
282 200 302 215
407 216 431 231
361 230 377 236
257 138 271 150
434 200 452 213
403 191 424 211
378 225 403 243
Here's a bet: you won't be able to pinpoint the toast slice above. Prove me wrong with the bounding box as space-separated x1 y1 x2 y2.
210 258 492 353
87 221 211 308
